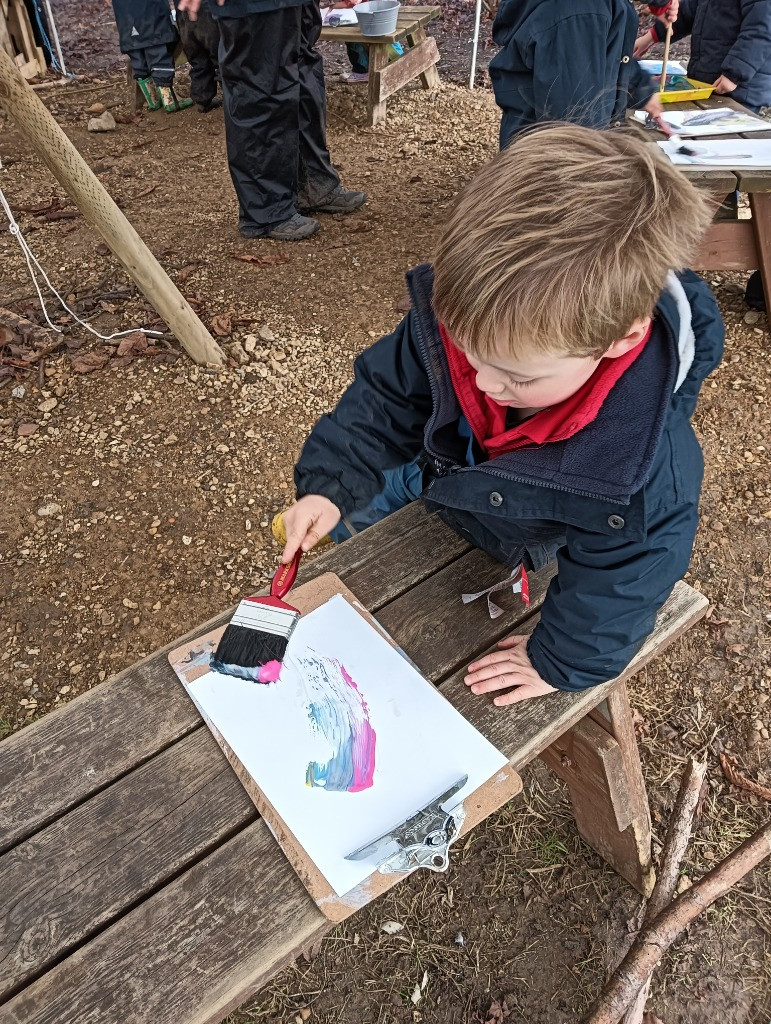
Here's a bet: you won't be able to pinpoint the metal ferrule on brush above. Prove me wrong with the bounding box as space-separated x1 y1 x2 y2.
231 599 300 637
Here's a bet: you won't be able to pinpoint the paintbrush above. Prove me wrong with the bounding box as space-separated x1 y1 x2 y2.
210 550 302 682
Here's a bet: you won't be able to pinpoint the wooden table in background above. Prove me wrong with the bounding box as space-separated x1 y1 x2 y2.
0 503 707 1024
320 5 441 125
636 95 771 301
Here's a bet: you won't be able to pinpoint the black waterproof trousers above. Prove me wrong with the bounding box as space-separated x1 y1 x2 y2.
176 5 220 106
127 42 176 85
218 1 339 232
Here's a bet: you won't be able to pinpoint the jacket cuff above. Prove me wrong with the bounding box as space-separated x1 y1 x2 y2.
294 471 358 518
526 632 587 692
721 57 753 87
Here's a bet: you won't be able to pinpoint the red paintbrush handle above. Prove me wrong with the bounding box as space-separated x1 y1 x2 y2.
271 550 301 599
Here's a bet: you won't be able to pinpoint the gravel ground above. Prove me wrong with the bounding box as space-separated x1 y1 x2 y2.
1 24 770 1024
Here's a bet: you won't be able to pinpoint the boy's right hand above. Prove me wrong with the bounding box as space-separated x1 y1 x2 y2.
281 495 342 563
634 31 654 58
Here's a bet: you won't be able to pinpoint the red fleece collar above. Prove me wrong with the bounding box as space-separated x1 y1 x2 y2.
439 324 652 459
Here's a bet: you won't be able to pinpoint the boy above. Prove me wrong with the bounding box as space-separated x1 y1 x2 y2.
280 125 724 704
488 0 669 148
112 0 192 112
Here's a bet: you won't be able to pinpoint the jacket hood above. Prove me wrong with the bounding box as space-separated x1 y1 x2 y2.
408 263 723 505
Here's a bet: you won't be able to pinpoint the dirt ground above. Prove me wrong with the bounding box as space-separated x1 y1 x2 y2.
1 5 770 1023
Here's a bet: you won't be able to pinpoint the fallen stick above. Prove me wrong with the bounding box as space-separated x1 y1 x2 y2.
584 819 771 1024
621 758 707 1024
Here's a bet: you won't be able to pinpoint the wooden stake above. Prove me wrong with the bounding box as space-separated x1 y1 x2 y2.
659 24 673 93
621 758 707 1024
584 820 771 1024
0 48 225 366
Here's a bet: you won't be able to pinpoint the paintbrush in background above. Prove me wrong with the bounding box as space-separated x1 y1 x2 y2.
210 550 302 683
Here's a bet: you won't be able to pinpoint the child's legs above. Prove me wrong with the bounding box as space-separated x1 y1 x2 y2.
146 41 176 87
127 48 151 80
330 459 424 541
178 12 217 104
346 43 368 74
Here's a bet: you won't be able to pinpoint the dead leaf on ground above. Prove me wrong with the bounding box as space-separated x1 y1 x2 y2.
232 251 290 266
177 263 200 283
483 999 510 1023
116 331 149 357
99 301 119 313
632 707 650 739
394 292 412 313
720 752 771 800
210 314 233 337
70 351 108 374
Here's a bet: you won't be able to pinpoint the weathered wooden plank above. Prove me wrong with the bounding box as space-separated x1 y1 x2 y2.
319 5 440 45
693 219 757 270
0 730 257 1002
0 821 328 1024
750 192 771 305
0 584 706 1024
376 549 556 680
434 580 708 773
374 36 439 103
0 504 467 852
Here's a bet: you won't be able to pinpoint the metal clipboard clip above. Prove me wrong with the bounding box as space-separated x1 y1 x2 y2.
344 775 469 875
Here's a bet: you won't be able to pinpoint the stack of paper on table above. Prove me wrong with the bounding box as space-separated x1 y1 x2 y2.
637 107 771 137
659 138 771 168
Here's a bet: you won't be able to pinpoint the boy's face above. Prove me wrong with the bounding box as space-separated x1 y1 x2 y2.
464 318 651 411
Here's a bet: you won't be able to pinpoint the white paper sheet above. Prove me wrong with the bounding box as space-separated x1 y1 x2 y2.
659 138 771 167
637 108 771 137
181 595 508 897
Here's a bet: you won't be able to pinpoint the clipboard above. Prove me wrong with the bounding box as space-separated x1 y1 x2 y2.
168 572 523 923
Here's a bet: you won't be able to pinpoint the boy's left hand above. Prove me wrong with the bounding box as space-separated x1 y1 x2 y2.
713 75 738 94
464 636 558 706
643 93 664 119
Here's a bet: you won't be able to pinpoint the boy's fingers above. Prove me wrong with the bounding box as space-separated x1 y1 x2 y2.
496 636 526 650
468 672 525 695
467 649 521 672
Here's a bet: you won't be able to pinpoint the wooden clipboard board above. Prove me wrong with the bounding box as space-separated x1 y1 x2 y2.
168 572 523 923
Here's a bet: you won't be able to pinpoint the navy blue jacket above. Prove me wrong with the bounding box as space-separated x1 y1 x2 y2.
655 0 771 110
489 0 656 147
295 264 724 692
112 0 177 52
209 0 307 20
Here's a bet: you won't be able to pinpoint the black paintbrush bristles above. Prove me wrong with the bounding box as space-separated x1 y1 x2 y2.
209 597 300 682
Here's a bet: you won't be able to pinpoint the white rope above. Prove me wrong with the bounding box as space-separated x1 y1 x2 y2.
0 183 162 341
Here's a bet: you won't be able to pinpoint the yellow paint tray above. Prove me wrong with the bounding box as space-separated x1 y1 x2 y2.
660 78 714 103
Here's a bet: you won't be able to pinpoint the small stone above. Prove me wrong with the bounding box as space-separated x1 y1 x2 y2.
152 601 161 611
101 611 114 625
37 502 62 517
753 719 764 731
299 1010 311 1022
11 385 26 399
245 519 252 531
92 479 100 487
258 326 276 343
676 874 692 894
243 334 257 353
59 685 71 695
122 598 138 609
744 310 761 325
17 423 38 437
38 398 58 413
86 102 106 115
182 535 192 545
88 111 117 133
703 849 715 861
69 664 82 676
164 433 178 446
762 727 770 740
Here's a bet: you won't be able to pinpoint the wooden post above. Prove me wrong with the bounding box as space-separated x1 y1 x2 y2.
0 47 225 366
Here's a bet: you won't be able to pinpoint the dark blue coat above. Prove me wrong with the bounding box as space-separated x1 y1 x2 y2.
489 0 656 147
209 0 307 20
112 0 177 52
295 264 724 692
655 0 771 110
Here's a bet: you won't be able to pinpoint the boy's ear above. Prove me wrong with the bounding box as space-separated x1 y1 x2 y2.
604 318 652 359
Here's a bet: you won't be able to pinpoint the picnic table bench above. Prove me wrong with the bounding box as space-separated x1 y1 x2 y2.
636 94 771 302
320 5 441 125
0 501 708 1024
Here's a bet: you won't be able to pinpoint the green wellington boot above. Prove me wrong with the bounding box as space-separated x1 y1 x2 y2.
158 85 193 113
137 77 162 111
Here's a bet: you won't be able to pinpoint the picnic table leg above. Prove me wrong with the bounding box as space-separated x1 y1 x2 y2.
406 26 440 90
367 43 389 126
539 682 655 896
749 191 771 309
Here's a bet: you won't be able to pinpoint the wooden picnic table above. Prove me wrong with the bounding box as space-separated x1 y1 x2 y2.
320 5 441 125
634 94 771 302
0 502 708 1024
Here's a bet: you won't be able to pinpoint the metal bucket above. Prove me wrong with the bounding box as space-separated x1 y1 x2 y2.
354 0 400 37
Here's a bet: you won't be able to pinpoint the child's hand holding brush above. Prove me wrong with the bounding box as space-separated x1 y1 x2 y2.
278 495 342 563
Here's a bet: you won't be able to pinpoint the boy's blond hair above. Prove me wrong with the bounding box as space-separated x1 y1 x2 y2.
432 124 712 359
